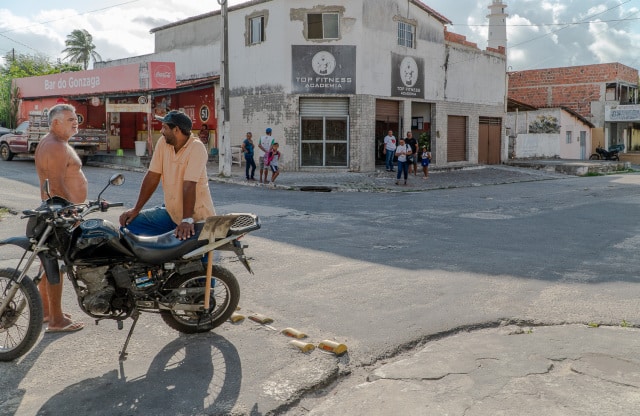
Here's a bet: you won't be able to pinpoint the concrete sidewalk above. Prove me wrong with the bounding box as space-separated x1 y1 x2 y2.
205 160 569 192
88 151 629 192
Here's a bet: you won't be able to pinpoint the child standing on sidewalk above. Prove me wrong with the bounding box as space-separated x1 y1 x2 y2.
421 146 431 179
266 142 282 186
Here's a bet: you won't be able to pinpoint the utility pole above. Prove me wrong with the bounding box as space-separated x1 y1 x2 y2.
217 0 231 176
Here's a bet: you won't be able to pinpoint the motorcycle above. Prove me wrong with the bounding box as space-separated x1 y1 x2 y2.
0 174 260 361
589 145 620 161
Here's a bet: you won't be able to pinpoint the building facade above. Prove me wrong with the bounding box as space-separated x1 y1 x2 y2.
505 106 594 160
99 0 507 172
507 63 639 151
13 62 217 153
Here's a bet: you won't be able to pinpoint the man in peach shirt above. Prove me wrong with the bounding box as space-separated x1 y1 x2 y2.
35 103 87 333
119 110 215 239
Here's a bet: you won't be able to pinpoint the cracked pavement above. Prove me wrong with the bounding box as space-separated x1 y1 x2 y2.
296 324 640 416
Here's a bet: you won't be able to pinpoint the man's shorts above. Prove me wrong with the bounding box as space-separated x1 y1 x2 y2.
259 155 267 170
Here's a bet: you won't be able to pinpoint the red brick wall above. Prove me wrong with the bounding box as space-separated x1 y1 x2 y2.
508 63 638 118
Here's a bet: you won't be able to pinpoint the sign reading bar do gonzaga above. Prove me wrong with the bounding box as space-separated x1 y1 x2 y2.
14 62 176 98
292 45 356 94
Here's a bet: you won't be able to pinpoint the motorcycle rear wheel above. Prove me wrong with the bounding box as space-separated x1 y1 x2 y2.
0 268 43 361
160 265 239 334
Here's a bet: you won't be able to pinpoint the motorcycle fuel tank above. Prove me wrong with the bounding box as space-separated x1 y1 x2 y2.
70 218 134 262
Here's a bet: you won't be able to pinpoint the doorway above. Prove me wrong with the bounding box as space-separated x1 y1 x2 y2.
478 117 501 164
375 100 400 165
119 112 137 149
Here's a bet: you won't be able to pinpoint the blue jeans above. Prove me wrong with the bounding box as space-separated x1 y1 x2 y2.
124 205 217 263
385 149 395 170
397 160 408 180
125 206 176 236
245 154 256 179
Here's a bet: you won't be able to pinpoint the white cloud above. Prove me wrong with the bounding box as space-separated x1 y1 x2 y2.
0 0 639 72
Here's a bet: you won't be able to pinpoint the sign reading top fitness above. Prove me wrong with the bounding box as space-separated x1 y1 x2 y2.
391 53 424 98
292 45 356 94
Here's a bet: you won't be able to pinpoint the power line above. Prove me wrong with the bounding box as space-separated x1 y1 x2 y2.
0 0 142 59
445 0 638 70
0 0 141 35
460 16 640 28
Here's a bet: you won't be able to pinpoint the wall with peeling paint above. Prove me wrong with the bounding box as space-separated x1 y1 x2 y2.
98 0 507 171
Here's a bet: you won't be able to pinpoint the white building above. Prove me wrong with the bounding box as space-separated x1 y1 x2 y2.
98 0 507 171
505 103 594 160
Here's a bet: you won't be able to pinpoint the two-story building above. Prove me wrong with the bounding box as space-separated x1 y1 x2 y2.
97 0 507 172
508 63 640 154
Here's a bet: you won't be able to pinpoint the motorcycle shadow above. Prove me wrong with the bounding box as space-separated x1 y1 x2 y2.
36 333 242 415
0 335 58 415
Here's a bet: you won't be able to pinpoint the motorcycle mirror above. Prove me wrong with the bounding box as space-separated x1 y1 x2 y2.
96 174 125 201
109 174 125 186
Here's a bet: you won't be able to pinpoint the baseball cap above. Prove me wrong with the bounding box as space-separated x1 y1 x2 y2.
266 127 272 133
155 110 192 131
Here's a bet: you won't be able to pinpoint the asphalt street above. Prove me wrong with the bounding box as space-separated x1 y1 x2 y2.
1 159 640 415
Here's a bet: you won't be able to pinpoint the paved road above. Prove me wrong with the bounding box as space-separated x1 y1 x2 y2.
2 159 640 415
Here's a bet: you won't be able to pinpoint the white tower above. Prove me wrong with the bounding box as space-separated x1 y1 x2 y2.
487 0 508 49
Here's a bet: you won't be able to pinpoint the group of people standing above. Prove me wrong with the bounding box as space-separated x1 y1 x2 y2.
241 127 281 186
383 130 431 185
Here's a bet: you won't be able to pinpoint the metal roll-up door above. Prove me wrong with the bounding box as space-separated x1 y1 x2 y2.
300 98 349 116
447 115 467 162
376 99 399 123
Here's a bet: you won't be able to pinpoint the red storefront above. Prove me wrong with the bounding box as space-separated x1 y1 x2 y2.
13 62 216 153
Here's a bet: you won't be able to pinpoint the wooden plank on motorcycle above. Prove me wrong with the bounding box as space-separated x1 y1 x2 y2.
204 251 213 309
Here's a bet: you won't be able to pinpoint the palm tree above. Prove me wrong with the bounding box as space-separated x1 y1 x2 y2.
62 29 102 70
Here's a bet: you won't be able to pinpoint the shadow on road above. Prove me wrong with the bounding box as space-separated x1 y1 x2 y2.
36 333 242 415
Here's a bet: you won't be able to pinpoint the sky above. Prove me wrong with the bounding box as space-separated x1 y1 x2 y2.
1 0 639 72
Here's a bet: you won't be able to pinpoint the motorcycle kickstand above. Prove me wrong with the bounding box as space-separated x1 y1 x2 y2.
118 310 140 361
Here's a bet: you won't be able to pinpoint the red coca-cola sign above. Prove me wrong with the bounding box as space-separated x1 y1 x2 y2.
150 63 176 88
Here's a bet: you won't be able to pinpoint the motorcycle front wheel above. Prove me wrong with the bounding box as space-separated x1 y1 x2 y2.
160 265 240 334
0 268 43 361
589 154 600 160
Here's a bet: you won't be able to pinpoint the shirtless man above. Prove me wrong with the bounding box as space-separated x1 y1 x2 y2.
34 104 86 333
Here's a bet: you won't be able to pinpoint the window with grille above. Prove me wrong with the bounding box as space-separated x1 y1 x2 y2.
398 21 415 48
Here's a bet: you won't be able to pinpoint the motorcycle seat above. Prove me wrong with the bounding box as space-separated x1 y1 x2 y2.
121 224 208 264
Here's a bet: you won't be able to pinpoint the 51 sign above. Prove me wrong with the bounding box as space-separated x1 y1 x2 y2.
199 105 210 123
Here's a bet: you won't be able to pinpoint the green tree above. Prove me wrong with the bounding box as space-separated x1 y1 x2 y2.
62 29 102 70
0 53 81 128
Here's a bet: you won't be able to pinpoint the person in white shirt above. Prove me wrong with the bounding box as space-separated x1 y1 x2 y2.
394 138 412 185
383 130 397 172
258 127 274 184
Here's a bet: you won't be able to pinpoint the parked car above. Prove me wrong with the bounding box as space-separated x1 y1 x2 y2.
0 126 11 137
0 116 106 164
